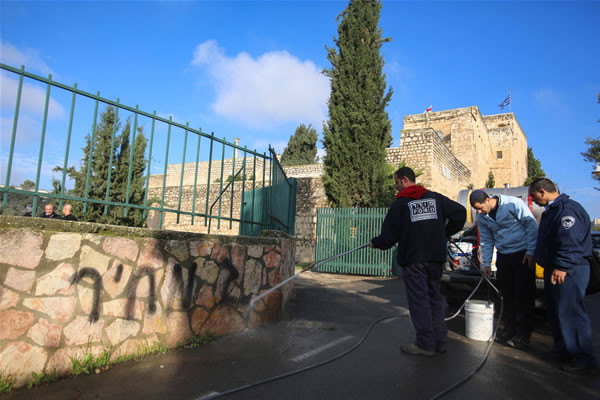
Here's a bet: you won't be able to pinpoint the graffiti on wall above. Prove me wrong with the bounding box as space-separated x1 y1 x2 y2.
69 256 240 322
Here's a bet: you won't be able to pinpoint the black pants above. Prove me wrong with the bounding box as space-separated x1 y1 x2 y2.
403 261 447 351
496 250 536 336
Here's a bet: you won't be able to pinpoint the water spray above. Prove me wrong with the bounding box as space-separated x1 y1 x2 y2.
249 242 371 308
200 238 504 400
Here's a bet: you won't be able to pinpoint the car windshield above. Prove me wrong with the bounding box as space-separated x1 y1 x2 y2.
592 233 600 248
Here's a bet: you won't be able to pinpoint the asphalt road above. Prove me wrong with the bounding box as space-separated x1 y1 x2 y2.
4 271 599 400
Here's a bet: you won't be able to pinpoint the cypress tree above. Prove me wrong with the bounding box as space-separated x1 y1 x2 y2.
281 123 318 166
322 0 393 207
485 171 496 188
524 147 546 186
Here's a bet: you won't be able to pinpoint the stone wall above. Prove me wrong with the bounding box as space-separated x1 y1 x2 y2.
148 157 271 189
0 216 295 388
293 177 329 263
430 131 472 197
484 113 528 187
281 164 324 178
397 128 434 188
147 181 267 235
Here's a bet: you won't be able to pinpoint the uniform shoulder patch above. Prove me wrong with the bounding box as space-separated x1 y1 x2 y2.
561 216 575 230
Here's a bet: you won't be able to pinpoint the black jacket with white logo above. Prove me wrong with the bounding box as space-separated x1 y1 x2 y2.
371 188 466 266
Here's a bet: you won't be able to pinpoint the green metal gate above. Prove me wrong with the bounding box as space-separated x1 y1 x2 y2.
315 208 396 277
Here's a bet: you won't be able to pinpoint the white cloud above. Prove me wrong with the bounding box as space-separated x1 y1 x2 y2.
0 114 42 145
191 40 329 129
251 139 288 155
0 41 54 76
0 151 66 190
1 74 66 119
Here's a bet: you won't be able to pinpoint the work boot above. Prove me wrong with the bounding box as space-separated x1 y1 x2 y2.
401 343 435 357
561 358 599 374
495 328 515 344
507 333 530 349
435 343 447 354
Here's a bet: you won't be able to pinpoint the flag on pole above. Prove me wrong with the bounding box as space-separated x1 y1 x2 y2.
498 93 511 110
425 105 432 113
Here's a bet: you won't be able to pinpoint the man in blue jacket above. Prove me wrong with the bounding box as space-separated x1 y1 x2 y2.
371 167 466 357
469 189 538 349
529 178 598 373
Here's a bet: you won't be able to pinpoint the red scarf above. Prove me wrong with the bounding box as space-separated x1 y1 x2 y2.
396 185 427 199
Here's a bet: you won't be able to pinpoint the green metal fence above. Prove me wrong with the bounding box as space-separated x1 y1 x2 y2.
239 148 296 237
0 63 295 236
315 208 395 276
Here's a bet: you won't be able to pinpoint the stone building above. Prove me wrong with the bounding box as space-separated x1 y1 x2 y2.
286 106 528 261
398 106 528 194
148 106 528 263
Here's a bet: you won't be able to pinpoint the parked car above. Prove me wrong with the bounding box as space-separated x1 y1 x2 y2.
441 225 545 308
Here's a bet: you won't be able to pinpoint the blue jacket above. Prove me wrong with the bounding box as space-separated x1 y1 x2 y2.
476 194 538 267
534 193 592 272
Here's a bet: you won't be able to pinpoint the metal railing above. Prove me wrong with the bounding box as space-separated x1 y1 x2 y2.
0 63 295 236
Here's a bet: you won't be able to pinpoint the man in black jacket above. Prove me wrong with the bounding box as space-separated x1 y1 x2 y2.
40 203 59 219
61 204 78 221
371 167 466 357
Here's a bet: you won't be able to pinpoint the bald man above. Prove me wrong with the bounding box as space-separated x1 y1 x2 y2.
61 204 78 221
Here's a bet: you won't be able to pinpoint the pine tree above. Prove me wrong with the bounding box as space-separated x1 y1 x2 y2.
115 121 148 226
55 106 148 226
21 180 35 190
281 124 318 166
524 147 546 186
322 0 393 207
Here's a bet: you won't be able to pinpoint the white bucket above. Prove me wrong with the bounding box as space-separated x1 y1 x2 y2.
465 300 494 341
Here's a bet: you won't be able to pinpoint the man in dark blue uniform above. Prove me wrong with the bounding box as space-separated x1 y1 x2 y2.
529 178 598 373
371 167 466 357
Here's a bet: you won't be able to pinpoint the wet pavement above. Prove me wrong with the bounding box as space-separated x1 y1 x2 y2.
3 271 599 400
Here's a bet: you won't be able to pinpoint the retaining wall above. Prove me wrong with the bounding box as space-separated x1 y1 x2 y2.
0 216 295 388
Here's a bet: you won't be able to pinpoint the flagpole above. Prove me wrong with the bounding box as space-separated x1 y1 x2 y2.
509 89 512 113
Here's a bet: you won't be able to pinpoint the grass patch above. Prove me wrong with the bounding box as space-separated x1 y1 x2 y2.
69 339 115 376
0 372 15 393
112 341 169 364
186 333 217 348
28 368 60 388
296 262 315 272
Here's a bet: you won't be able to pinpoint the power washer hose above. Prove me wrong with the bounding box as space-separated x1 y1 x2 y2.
196 239 503 400
430 239 504 400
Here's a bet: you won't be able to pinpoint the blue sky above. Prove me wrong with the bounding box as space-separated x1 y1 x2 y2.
1 0 599 217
